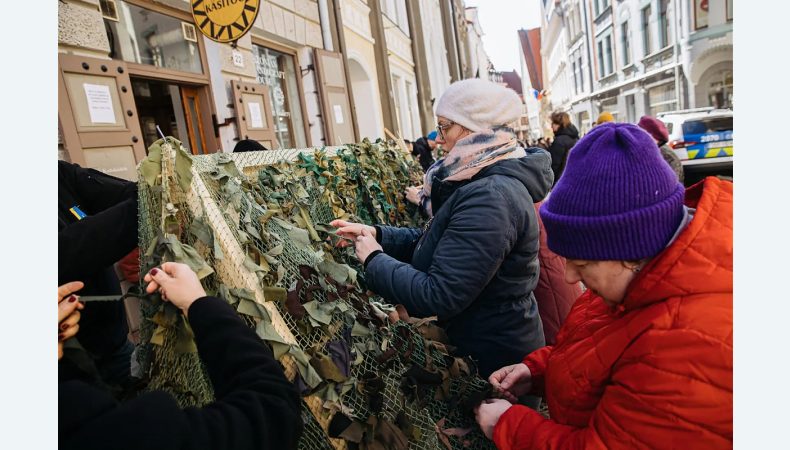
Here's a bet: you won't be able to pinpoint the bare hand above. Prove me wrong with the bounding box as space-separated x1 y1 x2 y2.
354 228 383 264
58 281 85 359
475 398 513 439
489 363 532 403
330 219 376 241
144 262 207 314
405 186 422 205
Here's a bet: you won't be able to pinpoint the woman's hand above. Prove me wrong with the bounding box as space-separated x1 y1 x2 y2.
330 219 376 241
475 399 513 439
58 281 85 360
354 228 383 265
489 363 532 403
405 186 422 205
144 262 207 314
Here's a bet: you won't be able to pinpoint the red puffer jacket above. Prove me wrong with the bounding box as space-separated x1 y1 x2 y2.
493 177 733 449
532 202 581 345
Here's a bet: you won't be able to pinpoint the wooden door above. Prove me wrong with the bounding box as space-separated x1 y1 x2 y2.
180 86 209 155
230 80 277 150
313 49 356 145
58 54 146 180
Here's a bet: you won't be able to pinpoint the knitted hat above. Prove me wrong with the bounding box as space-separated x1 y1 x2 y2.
435 79 522 132
427 130 438 141
540 123 685 261
595 111 614 125
637 115 670 146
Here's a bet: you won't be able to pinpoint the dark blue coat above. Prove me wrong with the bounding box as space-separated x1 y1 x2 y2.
366 148 553 377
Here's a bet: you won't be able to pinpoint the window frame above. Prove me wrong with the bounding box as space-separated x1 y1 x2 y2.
621 21 631 66
658 0 671 49
641 4 653 56
251 38 313 148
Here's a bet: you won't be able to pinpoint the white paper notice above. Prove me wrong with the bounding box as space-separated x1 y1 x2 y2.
83 83 117 124
248 102 264 128
333 104 344 124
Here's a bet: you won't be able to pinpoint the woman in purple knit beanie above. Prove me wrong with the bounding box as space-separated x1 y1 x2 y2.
476 122 733 449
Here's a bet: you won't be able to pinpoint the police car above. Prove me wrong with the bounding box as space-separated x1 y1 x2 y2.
657 108 733 169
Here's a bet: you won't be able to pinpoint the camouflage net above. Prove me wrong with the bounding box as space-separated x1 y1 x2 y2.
136 137 496 450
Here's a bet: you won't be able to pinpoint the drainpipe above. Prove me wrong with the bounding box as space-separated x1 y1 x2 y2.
580 0 595 131
673 0 682 110
318 0 334 51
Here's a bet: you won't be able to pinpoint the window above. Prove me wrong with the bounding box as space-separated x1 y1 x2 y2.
727 0 733 21
659 0 671 48
404 80 418 138
577 55 584 91
572 60 579 94
641 5 652 56
648 82 677 115
252 45 307 149
694 0 708 29
594 0 608 17
621 21 631 66
597 34 614 78
103 0 203 74
391 74 403 135
707 70 733 109
381 0 409 34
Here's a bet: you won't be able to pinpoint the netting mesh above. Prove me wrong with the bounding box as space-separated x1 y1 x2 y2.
136 138 495 450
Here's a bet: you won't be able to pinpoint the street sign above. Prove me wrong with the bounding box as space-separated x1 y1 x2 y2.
191 0 260 43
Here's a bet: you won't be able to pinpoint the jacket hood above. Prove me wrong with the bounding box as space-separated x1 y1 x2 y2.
555 124 579 139
624 177 732 311
475 147 554 203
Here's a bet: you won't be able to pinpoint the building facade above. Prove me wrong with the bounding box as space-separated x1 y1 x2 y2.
58 0 482 179
534 0 732 135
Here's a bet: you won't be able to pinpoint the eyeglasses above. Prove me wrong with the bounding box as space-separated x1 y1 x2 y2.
435 121 455 141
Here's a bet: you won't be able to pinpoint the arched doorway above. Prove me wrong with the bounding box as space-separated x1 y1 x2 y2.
348 58 383 140
695 61 733 110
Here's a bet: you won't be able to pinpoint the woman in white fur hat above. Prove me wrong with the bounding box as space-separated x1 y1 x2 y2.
331 79 552 406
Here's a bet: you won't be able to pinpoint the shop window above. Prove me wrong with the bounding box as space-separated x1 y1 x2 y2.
648 82 677 116
252 45 308 149
103 0 203 74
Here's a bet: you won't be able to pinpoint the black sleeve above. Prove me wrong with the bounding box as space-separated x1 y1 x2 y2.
59 296 302 450
182 296 302 449
59 161 137 213
58 197 138 284
365 187 518 320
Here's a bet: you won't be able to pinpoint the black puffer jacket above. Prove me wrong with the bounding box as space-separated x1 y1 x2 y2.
366 148 553 377
548 124 579 184
411 137 436 172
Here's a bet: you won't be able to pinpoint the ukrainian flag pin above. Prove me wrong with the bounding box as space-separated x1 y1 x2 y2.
69 205 87 220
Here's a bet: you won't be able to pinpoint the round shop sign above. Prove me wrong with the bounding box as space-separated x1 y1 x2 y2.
192 0 260 43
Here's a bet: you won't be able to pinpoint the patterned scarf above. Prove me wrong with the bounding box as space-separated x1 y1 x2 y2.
420 126 526 216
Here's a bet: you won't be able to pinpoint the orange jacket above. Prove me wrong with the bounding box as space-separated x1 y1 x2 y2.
493 177 733 449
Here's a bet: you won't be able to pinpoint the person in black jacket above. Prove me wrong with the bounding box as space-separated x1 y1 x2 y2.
547 111 580 185
330 80 551 410
410 130 438 172
58 161 138 386
59 262 302 450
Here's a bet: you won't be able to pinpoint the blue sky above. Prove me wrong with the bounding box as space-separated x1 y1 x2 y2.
464 0 542 73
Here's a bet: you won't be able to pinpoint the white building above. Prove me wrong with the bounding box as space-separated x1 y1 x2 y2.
537 0 733 134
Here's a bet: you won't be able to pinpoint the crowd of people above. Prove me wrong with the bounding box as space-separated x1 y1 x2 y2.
59 77 732 449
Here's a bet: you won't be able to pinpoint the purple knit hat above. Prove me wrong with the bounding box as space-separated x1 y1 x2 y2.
540 123 685 260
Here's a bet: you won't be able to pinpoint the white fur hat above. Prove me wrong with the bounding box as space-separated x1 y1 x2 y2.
435 78 522 133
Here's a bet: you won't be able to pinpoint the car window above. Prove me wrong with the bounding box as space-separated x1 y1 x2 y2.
682 117 733 135
663 121 673 134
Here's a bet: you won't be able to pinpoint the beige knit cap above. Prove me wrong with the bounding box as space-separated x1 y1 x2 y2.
435 78 522 132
